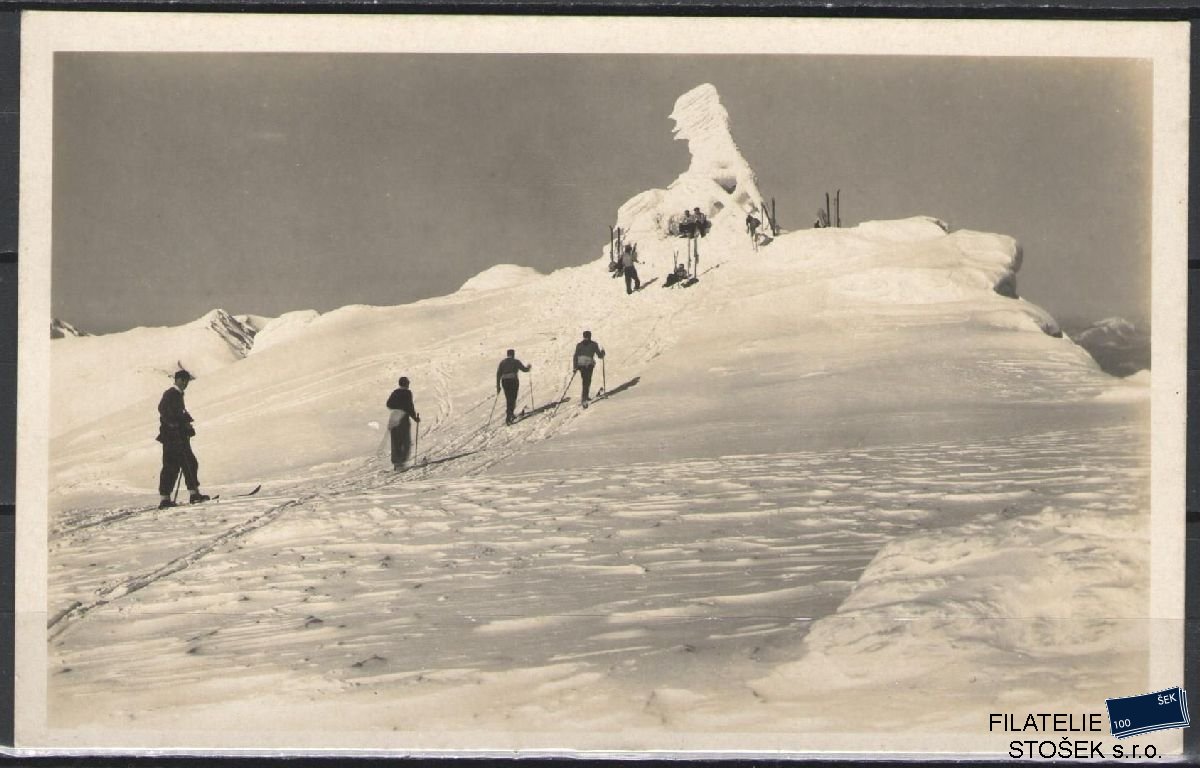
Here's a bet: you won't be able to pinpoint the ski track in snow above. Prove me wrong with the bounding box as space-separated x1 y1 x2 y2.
48 422 1144 732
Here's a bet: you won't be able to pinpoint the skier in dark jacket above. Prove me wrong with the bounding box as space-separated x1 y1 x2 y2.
746 210 761 238
571 331 605 405
156 368 211 508
496 349 532 425
386 376 421 470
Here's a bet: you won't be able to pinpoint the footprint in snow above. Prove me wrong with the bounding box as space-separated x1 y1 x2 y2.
352 655 387 669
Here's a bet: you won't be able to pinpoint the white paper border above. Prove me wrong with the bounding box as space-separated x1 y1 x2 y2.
15 11 1190 756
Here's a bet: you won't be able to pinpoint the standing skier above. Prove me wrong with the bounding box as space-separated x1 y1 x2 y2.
746 209 761 240
571 330 606 405
620 244 641 294
496 349 532 425
386 376 421 470
155 368 211 509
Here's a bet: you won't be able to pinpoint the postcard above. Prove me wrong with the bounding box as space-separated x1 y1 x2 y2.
14 12 1189 756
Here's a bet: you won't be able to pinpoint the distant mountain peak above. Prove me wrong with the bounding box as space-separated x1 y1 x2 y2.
191 308 257 358
50 318 88 339
1070 316 1149 378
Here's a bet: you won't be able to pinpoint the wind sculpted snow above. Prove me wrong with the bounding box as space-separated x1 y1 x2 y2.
47 423 1148 748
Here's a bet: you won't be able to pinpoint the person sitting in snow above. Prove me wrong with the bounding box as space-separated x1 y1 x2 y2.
693 207 710 237
496 349 532 426
386 376 421 470
571 330 605 405
155 368 211 509
664 262 689 288
620 243 641 294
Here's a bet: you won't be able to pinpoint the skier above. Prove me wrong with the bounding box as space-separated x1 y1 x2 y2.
155 368 211 509
693 207 709 237
386 376 421 470
746 210 761 240
496 349 532 425
620 243 641 294
571 330 605 405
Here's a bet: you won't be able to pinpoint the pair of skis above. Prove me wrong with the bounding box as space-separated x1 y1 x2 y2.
555 357 607 414
180 484 263 504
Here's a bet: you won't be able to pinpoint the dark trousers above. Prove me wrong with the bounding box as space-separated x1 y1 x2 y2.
390 416 412 465
501 378 520 421
624 266 641 294
159 440 200 496
579 365 595 401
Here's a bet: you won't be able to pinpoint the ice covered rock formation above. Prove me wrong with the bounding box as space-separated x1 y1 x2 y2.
669 83 766 212
614 84 769 265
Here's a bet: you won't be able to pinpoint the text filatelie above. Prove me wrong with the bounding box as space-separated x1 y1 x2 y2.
989 713 1104 733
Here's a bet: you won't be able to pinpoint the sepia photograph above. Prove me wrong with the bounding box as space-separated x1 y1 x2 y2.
14 13 1189 755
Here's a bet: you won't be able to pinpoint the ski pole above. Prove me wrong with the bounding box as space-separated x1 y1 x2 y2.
601 356 607 395
171 466 183 503
414 419 420 461
486 389 499 426
528 372 535 412
552 370 576 416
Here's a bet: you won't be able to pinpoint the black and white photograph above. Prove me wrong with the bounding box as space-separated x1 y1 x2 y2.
14 13 1189 755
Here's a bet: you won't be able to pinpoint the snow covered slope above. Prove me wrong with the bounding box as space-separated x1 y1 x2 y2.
50 309 258 437
45 83 1159 751
48 83 1120 507
49 213 1113 505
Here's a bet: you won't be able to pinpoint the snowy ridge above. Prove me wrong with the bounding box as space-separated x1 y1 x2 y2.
50 215 1106 496
459 264 544 293
235 314 276 334
248 309 321 355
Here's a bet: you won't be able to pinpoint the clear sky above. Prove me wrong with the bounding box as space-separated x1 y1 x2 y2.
52 53 1151 334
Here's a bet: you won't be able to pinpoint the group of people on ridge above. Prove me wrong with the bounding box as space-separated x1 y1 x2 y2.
678 207 709 239
382 331 605 471
153 201 776 501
